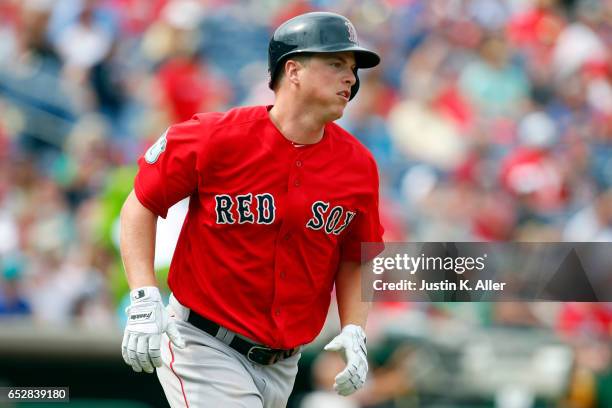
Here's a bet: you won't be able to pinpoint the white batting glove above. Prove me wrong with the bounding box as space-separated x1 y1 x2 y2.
323 324 368 396
121 287 185 373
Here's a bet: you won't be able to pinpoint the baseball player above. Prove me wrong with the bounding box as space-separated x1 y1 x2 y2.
120 11 383 407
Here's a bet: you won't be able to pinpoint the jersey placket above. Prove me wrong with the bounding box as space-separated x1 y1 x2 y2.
270 146 307 345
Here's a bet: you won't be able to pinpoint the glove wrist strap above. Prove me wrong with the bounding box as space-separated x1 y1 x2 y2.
130 286 162 303
342 324 366 341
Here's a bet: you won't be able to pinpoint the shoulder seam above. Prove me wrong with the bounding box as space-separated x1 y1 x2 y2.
197 108 268 132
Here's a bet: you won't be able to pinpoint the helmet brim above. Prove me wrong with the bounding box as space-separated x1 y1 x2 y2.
284 46 380 69
338 47 380 69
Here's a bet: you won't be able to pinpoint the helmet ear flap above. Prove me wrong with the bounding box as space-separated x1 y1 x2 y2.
349 68 359 101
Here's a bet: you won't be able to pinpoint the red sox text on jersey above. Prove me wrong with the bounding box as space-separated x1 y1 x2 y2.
134 106 383 349
214 193 356 236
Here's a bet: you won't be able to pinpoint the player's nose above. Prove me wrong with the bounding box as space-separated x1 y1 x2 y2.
347 69 357 86
344 69 356 87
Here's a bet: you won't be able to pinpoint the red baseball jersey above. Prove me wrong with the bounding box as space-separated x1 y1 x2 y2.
135 105 384 349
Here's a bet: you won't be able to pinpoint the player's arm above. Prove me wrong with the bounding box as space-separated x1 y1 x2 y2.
119 189 185 374
325 159 382 396
120 190 158 288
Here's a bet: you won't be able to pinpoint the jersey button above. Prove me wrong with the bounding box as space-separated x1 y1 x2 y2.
296 160 302 167
294 179 300 187
280 271 286 279
275 309 281 316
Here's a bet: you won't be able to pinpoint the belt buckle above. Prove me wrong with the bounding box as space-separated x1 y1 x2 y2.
247 346 277 365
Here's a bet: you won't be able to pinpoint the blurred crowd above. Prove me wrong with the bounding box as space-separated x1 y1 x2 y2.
0 0 611 406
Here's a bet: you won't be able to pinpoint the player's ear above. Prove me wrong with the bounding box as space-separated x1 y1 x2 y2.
284 59 303 86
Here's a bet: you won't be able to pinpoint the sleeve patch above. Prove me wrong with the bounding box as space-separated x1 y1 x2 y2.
144 130 168 164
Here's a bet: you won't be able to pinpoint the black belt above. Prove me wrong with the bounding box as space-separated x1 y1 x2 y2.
187 312 299 365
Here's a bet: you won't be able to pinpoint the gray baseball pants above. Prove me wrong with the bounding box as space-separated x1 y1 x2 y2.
156 294 301 407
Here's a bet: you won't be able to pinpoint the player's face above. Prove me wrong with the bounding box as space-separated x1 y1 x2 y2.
300 52 357 120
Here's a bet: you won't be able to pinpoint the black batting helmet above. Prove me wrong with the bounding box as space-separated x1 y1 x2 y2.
268 12 380 101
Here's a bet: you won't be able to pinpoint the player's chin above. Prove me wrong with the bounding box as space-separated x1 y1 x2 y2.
326 108 344 122
328 101 347 120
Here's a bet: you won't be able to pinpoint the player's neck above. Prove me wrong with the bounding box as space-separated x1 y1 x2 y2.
268 101 325 145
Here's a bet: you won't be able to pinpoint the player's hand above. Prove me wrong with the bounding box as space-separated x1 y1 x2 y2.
323 324 368 396
122 286 185 373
